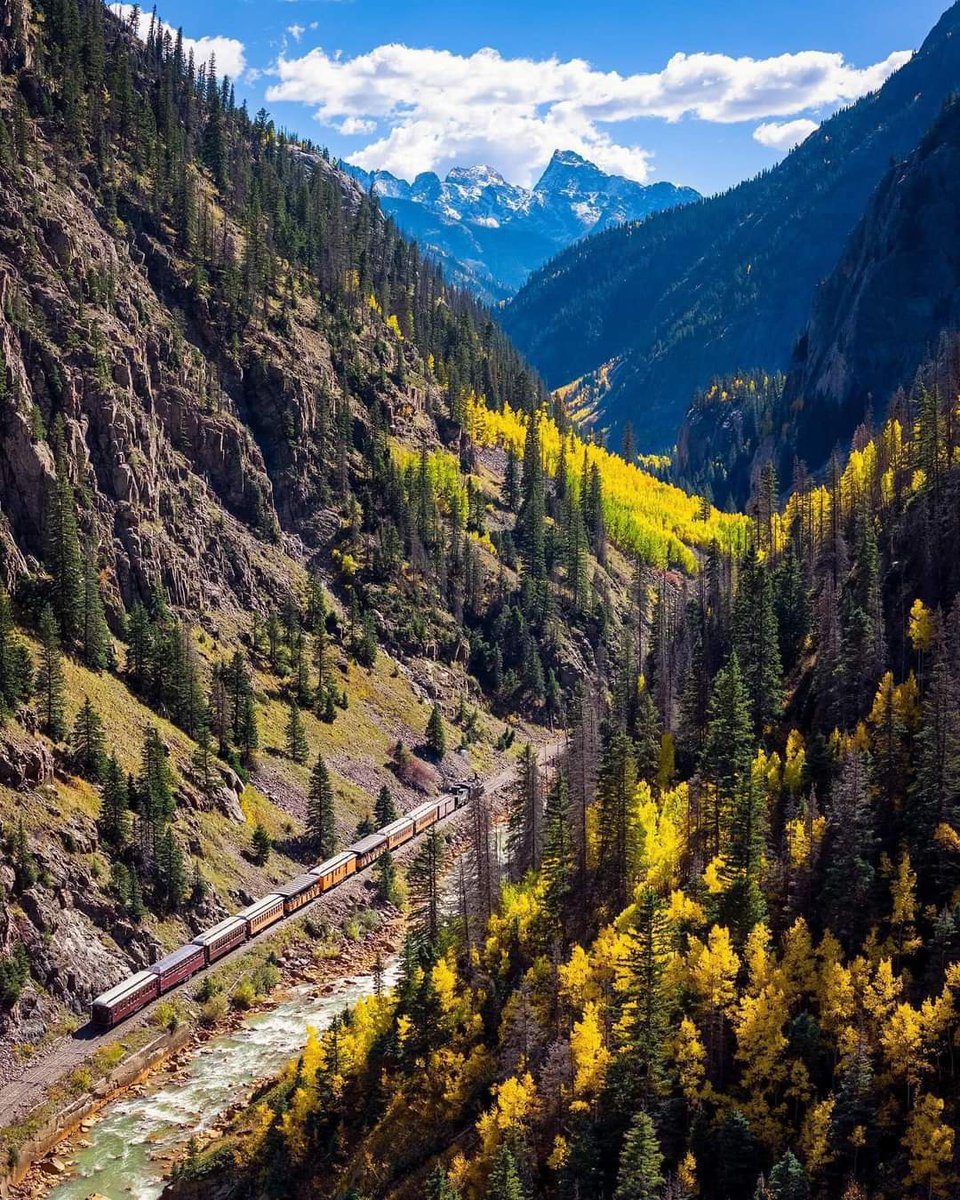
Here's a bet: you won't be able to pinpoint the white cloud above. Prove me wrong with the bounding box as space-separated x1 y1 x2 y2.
287 24 306 42
753 118 820 150
265 42 912 185
337 116 377 136
109 4 246 80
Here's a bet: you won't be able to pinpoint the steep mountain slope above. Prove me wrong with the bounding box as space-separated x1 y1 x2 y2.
0 0 737 1091
502 1 960 448
346 151 699 303
675 96 960 509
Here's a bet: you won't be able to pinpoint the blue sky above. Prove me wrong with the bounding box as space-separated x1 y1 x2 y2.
116 0 949 194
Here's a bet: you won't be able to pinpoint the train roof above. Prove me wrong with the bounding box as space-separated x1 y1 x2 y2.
349 831 387 855
312 850 357 875
407 800 440 820
149 944 204 975
93 969 157 1008
379 815 415 837
238 894 285 920
191 915 247 946
274 873 321 898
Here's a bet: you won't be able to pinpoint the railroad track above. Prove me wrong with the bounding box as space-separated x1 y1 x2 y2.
0 739 564 1135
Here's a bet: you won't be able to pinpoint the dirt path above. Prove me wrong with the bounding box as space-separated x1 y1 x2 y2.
0 738 564 1137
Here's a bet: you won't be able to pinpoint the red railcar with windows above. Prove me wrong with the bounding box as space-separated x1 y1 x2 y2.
192 915 248 964
149 943 206 994
91 970 160 1027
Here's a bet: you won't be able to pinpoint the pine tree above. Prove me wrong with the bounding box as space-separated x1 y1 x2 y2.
426 1165 462 1200
71 696 107 782
541 768 572 933
821 748 876 952
80 546 110 669
376 849 402 905
719 770 767 943
285 699 309 764
614 1112 664 1200
98 753 130 850
375 784 398 826
508 742 541 880
307 752 337 858
517 413 546 582
155 825 187 914
252 821 271 865
426 703 446 759
596 725 638 915
126 601 152 689
701 653 754 858
407 827 444 955
486 1142 526 1200
35 604 67 741
0 586 32 719
140 724 176 823
45 417 83 644
733 548 783 734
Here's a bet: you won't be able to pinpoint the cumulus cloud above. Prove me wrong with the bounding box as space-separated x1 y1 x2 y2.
753 118 820 149
266 42 912 184
109 4 246 80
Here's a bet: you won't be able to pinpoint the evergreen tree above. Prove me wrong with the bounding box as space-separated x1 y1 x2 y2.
541 768 572 932
426 1165 462 1200
45 417 83 644
614 1112 664 1200
286 699 309 764
719 770 767 943
733 548 783 734
307 752 337 858
252 821 271 865
139 724 176 823
407 827 444 955
596 725 638 915
508 742 541 879
80 546 110 669
376 848 402 906
486 1142 526 1200
426 703 446 759
0 586 32 719
71 695 107 782
821 748 876 952
761 1151 809 1200
98 753 130 850
35 604 67 741
374 784 398 826
517 413 546 582
701 653 754 858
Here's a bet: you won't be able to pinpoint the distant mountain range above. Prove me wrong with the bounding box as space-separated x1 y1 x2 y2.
502 2 960 451
343 151 700 303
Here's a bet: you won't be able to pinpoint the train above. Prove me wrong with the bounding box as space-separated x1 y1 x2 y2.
90 783 474 1028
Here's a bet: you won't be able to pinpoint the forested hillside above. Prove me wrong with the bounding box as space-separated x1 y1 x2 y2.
0 0 732 1067
674 95 960 512
172 336 960 1200
502 2 960 450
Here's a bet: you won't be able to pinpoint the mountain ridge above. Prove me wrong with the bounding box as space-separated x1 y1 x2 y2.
343 150 700 302
502 1 960 449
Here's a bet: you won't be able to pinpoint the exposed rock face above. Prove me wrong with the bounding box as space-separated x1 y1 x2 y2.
0 730 54 790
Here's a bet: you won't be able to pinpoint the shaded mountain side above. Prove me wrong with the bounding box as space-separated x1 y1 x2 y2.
502 2 960 449
674 97 960 510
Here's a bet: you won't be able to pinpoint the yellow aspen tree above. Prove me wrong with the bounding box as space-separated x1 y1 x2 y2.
800 1096 836 1179
902 1094 955 1198
673 1016 708 1109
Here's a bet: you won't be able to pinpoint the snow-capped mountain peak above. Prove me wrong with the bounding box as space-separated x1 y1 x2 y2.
341 150 699 301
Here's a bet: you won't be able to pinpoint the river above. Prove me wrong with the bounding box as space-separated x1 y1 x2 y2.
47 962 399 1200
46 817 508 1199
